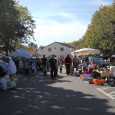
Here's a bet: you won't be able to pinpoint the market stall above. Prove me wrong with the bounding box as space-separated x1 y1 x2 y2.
72 48 100 56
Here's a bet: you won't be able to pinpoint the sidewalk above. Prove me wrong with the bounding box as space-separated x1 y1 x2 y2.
61 68 115 100
70 69 115 100
95 85 115 99
79 77 115 100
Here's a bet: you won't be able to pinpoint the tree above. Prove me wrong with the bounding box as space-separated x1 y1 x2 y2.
69 39 84 49
0 0 19 55
0 0 35 55
28 42 38 49
16 4 35 43
83 4 115 56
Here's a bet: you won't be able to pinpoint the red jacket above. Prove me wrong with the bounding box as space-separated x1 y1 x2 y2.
64 56 72 64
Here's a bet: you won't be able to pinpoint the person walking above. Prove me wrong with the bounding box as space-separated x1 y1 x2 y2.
31 60 37 74
58 56 64 73
41 55 47 76
64 54 72 75
49 55 58 80
72 55 80 73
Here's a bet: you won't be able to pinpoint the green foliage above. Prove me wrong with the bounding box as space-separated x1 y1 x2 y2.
69 39 84 49
83 5 115 56
0 0 35 55
16 5 35 43
0 0 18 54
28 42 38 48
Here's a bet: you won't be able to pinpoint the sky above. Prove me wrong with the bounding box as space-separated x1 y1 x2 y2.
19 0 112 46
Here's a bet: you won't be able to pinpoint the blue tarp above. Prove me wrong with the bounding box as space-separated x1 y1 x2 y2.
13 48 32 59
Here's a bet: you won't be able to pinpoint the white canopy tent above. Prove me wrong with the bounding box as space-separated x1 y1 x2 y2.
72 48 100 56
112 55 115 58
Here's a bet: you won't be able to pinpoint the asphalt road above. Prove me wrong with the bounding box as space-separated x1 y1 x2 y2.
0 72 115 115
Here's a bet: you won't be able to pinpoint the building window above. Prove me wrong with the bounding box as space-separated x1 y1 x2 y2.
60 47 64 51
48 48 52 52
54 47 56 50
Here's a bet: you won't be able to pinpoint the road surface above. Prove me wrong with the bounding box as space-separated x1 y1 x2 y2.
0 72 115 115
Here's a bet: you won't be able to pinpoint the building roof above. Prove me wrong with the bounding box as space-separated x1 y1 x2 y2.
45 42 75 49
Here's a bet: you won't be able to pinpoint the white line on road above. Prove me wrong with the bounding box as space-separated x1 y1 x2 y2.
96 88 115 100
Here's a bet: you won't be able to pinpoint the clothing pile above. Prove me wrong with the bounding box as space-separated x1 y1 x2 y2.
0 57 17 91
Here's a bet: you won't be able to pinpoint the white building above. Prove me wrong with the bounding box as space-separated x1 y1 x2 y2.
38 42 75 58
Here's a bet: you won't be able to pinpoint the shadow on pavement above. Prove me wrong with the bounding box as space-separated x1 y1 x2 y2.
0 74 115 115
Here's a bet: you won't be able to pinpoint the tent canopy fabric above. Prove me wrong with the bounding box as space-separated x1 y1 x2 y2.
13 48 32 58
112 55 115 58
73 48 100 56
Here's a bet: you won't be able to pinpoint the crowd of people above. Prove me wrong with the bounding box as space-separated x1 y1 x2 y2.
0 54 80 90
0 54 115 90
79 58 115 86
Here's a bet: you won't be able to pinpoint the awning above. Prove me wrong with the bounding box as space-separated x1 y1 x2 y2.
73 48 100 56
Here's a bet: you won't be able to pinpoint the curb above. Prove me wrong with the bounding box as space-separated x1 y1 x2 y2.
96 88 115 100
